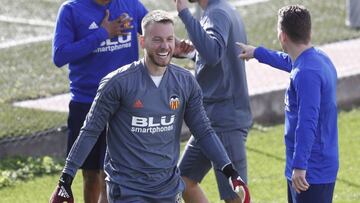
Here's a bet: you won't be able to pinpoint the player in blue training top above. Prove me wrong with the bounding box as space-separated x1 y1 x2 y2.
50 10 250 203
52 0 147 202
237 5 338 203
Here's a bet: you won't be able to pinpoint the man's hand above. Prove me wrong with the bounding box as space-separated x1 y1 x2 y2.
101 10 133 38
174 0 188 13
236 42 256 61
229 175 251 203
49 173 74 203
291 169 309 193
222 164 251 203
174 38 195 59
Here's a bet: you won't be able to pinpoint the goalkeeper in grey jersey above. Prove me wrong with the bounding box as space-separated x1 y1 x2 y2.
50 10 249 203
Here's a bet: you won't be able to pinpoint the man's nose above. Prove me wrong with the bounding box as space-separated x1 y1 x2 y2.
160 41 170 49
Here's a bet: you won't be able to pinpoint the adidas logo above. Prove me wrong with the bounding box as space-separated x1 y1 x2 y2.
57 186 70 198
88 22 98 30
133 99 143 108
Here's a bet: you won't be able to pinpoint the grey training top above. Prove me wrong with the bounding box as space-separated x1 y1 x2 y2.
63 59 231 198
179 0 252 131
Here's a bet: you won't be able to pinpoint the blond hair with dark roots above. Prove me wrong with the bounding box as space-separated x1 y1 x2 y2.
141 10 175 33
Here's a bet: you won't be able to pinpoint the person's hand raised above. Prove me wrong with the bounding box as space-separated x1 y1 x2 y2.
101 10 133 38
174 0 188 13
236 42 256 61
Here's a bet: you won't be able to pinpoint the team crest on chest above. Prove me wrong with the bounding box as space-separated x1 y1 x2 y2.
169 95 180 110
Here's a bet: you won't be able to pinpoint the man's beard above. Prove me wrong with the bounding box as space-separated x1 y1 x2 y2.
147 51 172 67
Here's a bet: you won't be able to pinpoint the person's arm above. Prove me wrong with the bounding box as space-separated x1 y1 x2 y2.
63 74 122 176
254 46 292 72
236 42 292 72
291 69 321 192
49 73 122 203
52 5 109 67
178 8 229 66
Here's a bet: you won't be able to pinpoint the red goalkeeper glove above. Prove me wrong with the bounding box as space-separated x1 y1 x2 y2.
49 173 74 203
222 164 251 203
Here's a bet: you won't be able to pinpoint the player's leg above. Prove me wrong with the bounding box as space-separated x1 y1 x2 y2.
98 170 108 203
213 129 248 203
67 101 107 203
179 136 212 203
182 176 208 203
82 170 102 203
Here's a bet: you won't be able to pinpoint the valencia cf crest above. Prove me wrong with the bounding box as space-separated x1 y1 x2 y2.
169 95 180 110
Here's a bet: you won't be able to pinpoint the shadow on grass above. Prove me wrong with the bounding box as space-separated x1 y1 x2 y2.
247 146 285 162
337 178 360 189
247 146 360 190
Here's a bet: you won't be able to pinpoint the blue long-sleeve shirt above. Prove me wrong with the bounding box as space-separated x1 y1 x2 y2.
254 46 339 184
53 0 147 103
63 60 231 198
178 0 252 131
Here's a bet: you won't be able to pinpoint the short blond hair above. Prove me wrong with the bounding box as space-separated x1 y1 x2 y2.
141 10 174 33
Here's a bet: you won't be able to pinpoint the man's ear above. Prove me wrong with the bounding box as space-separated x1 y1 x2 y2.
280 31 287 43
139 35 145 49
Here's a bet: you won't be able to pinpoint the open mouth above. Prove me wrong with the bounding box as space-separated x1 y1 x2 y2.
157 52 170 59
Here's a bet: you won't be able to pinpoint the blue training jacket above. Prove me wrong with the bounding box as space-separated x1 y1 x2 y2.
52 0 147 103
254 46 339 184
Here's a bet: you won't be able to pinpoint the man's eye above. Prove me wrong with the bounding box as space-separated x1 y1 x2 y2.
153 38 162 42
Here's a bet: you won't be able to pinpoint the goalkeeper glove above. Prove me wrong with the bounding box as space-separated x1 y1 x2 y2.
222 163 251 203
49 173 74 203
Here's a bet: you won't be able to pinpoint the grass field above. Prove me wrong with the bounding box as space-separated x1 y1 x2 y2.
0 41 68 138
0 108 359 202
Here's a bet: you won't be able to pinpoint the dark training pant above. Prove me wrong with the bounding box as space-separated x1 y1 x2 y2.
287 180 335 203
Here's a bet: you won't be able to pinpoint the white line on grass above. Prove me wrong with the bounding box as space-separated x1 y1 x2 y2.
230 0 269 7
0 35 52 49
0 15 54 27
13 93 71 113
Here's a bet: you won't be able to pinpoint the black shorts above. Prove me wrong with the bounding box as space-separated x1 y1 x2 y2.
67 100 106 170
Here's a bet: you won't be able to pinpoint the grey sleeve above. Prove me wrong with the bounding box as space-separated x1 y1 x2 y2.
63 75 122 177
178 8 230 65
184 76 231 169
